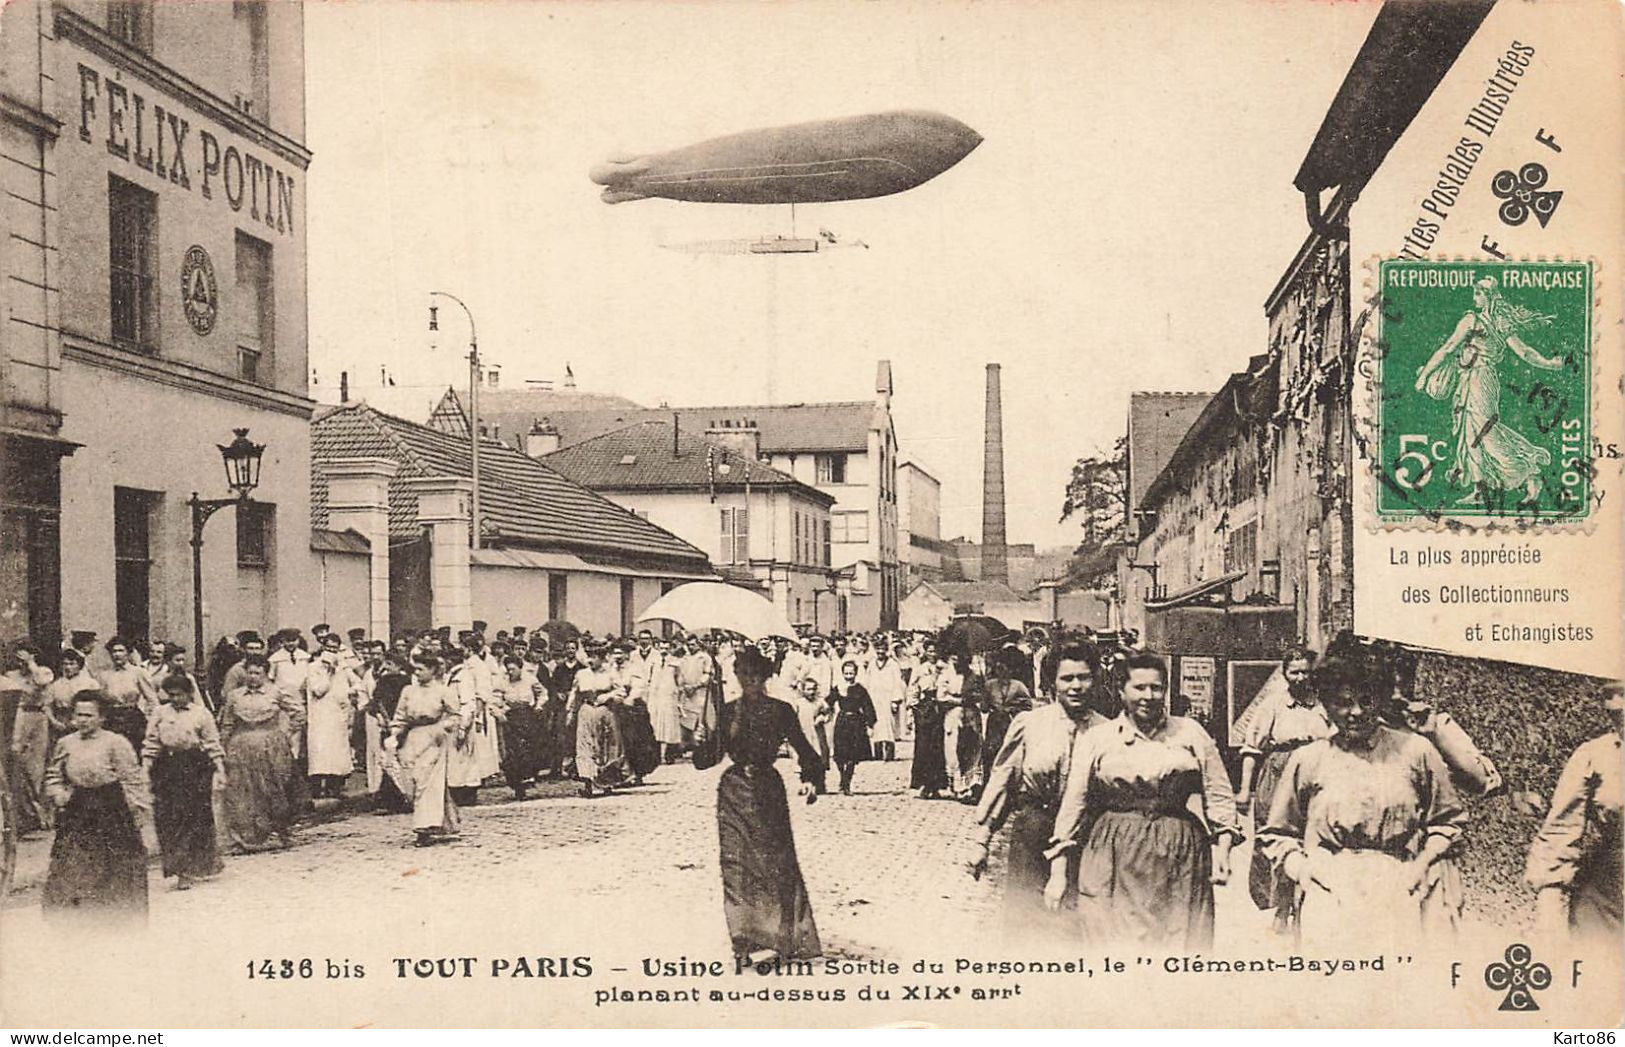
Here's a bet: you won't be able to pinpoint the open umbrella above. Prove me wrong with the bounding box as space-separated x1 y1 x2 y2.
637 582 799 640
937 615 1011 658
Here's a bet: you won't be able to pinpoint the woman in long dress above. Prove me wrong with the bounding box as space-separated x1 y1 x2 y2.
1527 681 1622 944
830 661 876 795
1046 651 1240 949
694 646 824 966
1235 646 1329 933
42 694 150 924
217 654 302 852
909 651 949 798
385 654 465 847
143 673 226 889
7 641 55 836
969 642 1108 942
493 655 546 800
573 647 628 797
941 656 984 802
1259 649 1467 950
1415 275 1566 505
303 635 361 800
981 646 1035 784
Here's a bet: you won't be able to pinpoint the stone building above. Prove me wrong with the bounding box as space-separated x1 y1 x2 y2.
312 402 715 639
2 0 314 647
537 419 838 630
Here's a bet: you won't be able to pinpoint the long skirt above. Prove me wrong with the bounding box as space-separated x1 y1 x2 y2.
222 720 297 850
400 724 459 835
448 707 500 789
1003 806 1080 944
716 764 820 959
1076 810 1213 949
42 783 148 924
1248 749 1297 912
648 686 684 746
1295 849 1429 951
305 694 354 777
614 701 661 778
944 707 984 796
10 707 52 833
576 704 627 787
103 704 147 758
832 712 872 765
499 704 548 789
537 699 569 775
150 748 222 878
982 707 1019 784
909 702 948 791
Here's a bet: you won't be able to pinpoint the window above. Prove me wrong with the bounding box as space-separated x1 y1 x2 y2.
815 453 847 484
822 518 831 566
236 232 274 383
236 501 273 568
548 573 568 622
107 0 153 51
832 510 868 544
109 176 158 350
113 487 159 642
1224 519 1258 576
719 506 750 565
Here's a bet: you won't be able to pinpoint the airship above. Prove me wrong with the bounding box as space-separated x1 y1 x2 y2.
590 109 982 206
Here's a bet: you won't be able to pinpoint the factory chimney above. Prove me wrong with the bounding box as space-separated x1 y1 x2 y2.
981 363 1008 585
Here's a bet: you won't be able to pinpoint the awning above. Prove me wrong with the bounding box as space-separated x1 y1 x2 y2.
1144 569 1248 612
470 545 718 582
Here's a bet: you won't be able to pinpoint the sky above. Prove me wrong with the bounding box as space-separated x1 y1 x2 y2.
302 0 1377 549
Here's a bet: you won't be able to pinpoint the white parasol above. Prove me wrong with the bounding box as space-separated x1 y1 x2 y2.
636 581 799 640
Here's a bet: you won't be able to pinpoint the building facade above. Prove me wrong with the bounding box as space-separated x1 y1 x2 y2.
2 0 315 649
478 359 903 630
897 458 944 591
537 419 838 629
312 402 716 640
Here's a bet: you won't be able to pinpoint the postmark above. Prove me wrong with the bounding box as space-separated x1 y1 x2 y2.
1369 259 1592 526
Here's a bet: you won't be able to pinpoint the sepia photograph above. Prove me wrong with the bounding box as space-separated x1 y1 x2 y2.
0 0 1619 1030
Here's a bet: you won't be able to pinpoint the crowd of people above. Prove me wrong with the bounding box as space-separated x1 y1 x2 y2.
2 620 1618 967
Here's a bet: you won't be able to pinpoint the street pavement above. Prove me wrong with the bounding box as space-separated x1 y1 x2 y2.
4 742 1271 958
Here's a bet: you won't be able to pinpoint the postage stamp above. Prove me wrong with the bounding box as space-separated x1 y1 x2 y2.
1372 259 1593 525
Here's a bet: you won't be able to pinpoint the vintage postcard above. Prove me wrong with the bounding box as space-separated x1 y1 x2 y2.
0 0 1620 1031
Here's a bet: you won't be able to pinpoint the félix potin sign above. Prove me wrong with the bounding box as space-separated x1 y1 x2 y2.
74 60 299 239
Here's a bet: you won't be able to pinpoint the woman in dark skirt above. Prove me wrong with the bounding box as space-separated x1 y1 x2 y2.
217 654 302 852
909 655 950 798
43 694 149 924
494 655 547 800
830 661 876 795
142 673 227 889
694 646 824 967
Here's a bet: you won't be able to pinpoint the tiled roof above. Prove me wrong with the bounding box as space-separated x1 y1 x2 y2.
540 421 834 504
310 528 371 555
311 402 712 570
478 394 882 454
1127 392 1211 512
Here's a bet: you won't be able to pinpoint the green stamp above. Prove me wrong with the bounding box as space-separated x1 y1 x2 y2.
1374 259 1592 523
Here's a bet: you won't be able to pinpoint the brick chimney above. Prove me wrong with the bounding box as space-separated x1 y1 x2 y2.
524 417 560 458
705 423 761 463
982 363 1008 585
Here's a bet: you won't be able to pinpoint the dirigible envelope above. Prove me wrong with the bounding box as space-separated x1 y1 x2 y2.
590 110 982 205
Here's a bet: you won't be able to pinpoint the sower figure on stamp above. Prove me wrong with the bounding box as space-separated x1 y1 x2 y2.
1414 276 1565 506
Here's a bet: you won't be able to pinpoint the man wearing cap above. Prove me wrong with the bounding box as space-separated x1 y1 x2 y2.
221 633 268 699
304 631 364 799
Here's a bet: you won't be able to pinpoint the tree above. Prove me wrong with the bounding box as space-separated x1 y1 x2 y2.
1058 436 1127 587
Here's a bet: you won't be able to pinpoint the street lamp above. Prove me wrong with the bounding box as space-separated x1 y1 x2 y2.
429 291 482 549
188 428 266 674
